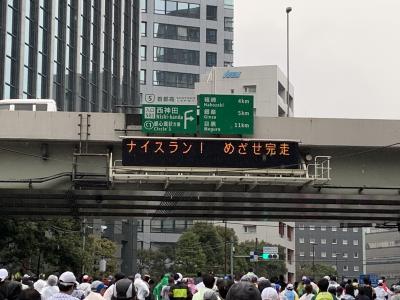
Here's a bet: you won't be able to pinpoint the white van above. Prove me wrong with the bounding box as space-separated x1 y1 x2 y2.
0 99 57 112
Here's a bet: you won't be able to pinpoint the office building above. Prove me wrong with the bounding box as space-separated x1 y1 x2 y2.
0 0 140 112
137 219 194 250
365 228 400 285
227 221 296 282
139 0 234 102
137 0 234 252
195 65 294 117
296 223 364 280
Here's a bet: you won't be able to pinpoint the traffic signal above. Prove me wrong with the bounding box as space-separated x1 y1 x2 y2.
261 253 279 260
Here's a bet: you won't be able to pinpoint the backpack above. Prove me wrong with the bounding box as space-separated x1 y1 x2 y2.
112 279 137 300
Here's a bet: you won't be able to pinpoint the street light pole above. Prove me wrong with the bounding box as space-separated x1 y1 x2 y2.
335 253 340 280
286 7 292 117
335 255 338 278
311 243 317 278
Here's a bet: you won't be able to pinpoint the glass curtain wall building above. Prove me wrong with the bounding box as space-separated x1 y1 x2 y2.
0 0 140 112
139 0 234 100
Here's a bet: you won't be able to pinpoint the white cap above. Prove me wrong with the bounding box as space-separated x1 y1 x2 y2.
378 279 384 285
323 276 330 280
0 269 8 282
59 271 77 286
261 287 279 300
287 284 294 290
302 276 307 281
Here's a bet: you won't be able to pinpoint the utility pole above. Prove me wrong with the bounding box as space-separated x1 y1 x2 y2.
311 243 318 279
255 237 258 274
82 218 87 274
286 7 292 117
230 239 234 277
224 221 227 275
335 253 340 280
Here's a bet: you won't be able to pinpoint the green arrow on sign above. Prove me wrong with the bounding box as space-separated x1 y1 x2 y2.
141 105 197 134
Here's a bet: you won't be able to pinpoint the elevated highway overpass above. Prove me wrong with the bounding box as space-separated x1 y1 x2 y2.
0 111 400 224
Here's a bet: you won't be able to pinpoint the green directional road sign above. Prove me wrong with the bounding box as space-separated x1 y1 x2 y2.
199 94 254 135
141 105 197 134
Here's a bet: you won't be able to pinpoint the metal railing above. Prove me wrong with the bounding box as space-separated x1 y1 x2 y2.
110 155 332 188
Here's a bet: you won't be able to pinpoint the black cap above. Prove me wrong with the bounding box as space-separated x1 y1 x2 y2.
226 282 261 300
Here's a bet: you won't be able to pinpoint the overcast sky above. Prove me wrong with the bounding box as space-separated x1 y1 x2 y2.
234 0 400 119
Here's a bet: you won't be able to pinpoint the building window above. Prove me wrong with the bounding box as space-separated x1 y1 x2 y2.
299 238 304 244
287 226 293 241
243 225 256 233
224 39 233 54
278 82 285 99
321 252 327 258
353 240 359 246
278 222 285 237
150 242 176 250
343 252 348 258
153 70 199 89
287 249 294 264
343 240 348 245
141 21 147 37
224 17 233 32
206 5 217 20
141 45 147 60
154 0 165 14
309 225 315 231
187 3 200 18
224 0 234 9
224 61 233 67
154 46 200 65
332 253 337 258
206 28 217 44
299 251 305 257
332 226 337 232
155 0 200 18
321 238 327 244
137 220 144 232
150 219 161 232
310 251 314 257
162 219 174 233
299 224 304 230
343 265 349 272
332 239 337 244
137 241 144 250
176 220 192 232
23 0 36 98
141 0 147 12
354 252 359 258
354 266 359 272
154 23 200 42
150 219 193 233
140 69 146 85
321 226 326 231
353 228 359 233
310 238 316 244
342 227 348 232
244 85 256 93
206 52 217 67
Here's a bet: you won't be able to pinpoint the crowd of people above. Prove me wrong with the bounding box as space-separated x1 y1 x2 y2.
1 267 400 300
